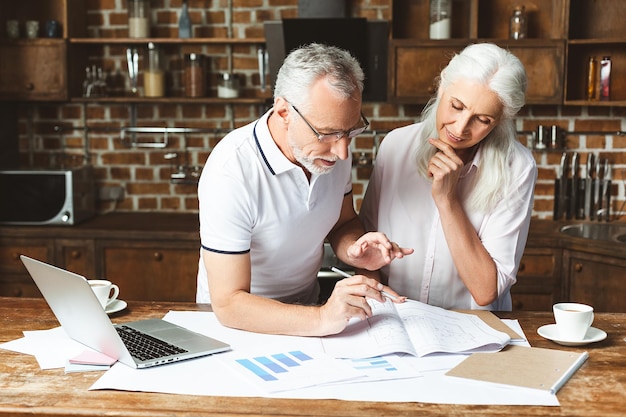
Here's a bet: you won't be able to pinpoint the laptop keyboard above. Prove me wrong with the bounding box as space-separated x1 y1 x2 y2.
116 325 188 361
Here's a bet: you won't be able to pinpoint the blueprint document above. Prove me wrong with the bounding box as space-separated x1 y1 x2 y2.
322 299 511 358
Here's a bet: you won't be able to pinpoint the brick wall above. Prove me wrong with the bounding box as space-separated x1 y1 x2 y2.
14 0 626 220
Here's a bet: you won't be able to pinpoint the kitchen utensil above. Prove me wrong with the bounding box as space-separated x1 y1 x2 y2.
567 152 578 220
126 48 139 95
584 153 595 220
602 159 611 221
554 152 569 220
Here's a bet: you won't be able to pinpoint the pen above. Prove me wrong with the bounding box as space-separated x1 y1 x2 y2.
330 266 399 301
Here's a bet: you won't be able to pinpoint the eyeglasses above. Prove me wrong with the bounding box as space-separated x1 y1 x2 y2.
290 104 369 143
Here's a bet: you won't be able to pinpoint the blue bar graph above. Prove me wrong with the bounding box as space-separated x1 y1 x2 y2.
236 351 314 382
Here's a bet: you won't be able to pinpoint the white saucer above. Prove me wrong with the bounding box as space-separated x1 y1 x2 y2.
537 324 607 346
105 300 127 315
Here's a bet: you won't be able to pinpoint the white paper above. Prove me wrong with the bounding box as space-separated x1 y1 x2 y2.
322 299 511 358
0 326 87 369
89 311 557 405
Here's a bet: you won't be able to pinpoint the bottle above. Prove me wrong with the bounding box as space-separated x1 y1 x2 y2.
144 42 165 97
586 56 598 101
184 53 205 97
128 0 150 38
178 0 191 39
599 56 611 101
509 6 527 40
429 0 451 40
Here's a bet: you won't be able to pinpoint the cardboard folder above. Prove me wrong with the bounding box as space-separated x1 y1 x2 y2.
445 345 588 394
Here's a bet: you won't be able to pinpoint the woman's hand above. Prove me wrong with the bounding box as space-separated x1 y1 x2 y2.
427 138 465 205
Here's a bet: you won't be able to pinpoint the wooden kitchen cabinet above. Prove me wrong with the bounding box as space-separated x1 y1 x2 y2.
389 0 567 105
0 213 201 301
97 240 199 302
0 40 67 101
0 0 85 101
565 0 626 106
563 249 626 312
511 246 562 311
389 39 564 104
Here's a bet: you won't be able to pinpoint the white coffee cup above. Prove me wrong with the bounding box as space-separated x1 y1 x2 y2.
553 302 594 341
88 279 120 309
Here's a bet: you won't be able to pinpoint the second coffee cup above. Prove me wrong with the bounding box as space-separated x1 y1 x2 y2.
88 279 120 309
553 302 594 341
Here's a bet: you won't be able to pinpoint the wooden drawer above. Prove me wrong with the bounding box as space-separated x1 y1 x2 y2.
0 241 53 273
565 250 626 312
98 241 199 302
512 247 562 311
0 274 42 297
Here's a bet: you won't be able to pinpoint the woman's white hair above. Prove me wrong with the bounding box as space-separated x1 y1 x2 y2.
414 43 527 212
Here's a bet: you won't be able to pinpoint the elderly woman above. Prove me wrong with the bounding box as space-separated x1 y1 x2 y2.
359 43 537 310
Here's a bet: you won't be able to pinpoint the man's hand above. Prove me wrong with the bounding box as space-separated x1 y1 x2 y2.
318 275 404 335
345 232 414 271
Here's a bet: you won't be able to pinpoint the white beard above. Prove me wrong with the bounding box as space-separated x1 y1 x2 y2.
289 138 336 176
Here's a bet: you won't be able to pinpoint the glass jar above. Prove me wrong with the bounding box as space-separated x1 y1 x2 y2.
217 73 240 98
144 42 165 97
128 0 150 38
509 6 527 40
184 53 206 97
429 0 451 40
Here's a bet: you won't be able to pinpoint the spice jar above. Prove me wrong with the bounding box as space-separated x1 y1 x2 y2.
217 73 240 98
509 6 527 40
429 0 451 39
144 42 165 97
128 0 150 38
184 53 206 97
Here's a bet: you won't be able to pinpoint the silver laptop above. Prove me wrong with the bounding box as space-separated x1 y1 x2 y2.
21 255 230 369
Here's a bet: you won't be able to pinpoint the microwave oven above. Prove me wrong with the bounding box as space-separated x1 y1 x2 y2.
0 166 95 225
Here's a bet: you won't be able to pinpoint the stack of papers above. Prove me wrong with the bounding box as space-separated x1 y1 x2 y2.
0 309 564 406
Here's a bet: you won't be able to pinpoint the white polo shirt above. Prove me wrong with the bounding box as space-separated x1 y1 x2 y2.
196 109 352 304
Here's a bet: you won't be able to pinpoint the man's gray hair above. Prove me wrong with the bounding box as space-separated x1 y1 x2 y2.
273 43 364 112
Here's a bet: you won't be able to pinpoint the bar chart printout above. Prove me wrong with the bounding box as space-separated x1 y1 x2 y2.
230 349 365 393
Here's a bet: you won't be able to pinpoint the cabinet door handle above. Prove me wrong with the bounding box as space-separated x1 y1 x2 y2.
574 263 583 272
153 252 163 261
25 82 35 91
71 250 81 259
518 262 526 272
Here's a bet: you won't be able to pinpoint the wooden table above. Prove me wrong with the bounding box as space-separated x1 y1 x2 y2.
1 297 624 417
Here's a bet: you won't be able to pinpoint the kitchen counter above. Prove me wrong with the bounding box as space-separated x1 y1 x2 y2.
527 219 626 259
